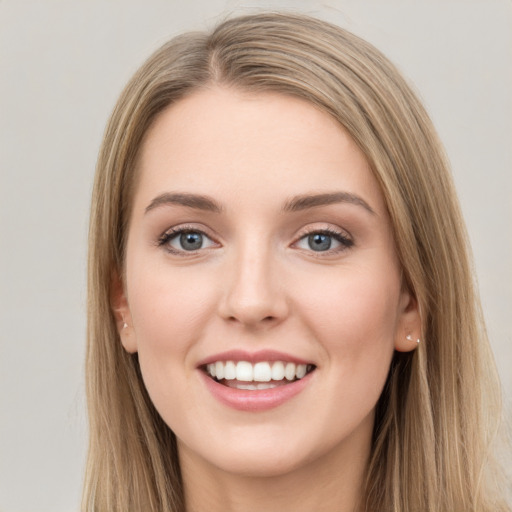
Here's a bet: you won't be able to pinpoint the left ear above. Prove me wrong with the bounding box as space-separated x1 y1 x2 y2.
394 286 422 353
111 271 138 354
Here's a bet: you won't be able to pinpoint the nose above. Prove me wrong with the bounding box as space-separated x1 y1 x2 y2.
217 240 289 329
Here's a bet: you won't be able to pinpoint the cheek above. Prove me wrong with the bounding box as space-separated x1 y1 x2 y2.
126 263 218 397
129 262 216 343
299 265 400 341
294 263 401 394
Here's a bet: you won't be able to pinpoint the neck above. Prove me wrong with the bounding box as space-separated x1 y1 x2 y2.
179 419 371 512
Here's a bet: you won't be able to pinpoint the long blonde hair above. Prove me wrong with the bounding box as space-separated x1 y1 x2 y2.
84 12 510 511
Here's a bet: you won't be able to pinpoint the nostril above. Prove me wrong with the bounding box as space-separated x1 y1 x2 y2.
225 314 279 325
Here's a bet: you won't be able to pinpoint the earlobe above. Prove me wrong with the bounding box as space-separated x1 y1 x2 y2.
394 287 422 353
111 272 138 354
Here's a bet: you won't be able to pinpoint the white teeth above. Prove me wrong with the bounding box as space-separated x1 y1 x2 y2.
205 360 313 383
285 362 296 381
296 364 307 379
271 361 285 380
227 381 282 390
215 361 224 380
253 362 272 382
236 361 253 382
224 361 236 380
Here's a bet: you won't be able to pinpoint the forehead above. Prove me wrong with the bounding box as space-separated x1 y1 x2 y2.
134 87 387 215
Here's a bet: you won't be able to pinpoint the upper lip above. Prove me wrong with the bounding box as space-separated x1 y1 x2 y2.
196 349 314 368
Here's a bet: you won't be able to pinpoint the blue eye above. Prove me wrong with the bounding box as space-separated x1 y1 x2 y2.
178 232 204 251
308 233 332 251
159 229 216 253
295 229 353 253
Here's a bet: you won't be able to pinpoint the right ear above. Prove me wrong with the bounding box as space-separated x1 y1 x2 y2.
111 271 138 353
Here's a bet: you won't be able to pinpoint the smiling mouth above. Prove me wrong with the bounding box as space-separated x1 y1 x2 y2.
203 361 316 390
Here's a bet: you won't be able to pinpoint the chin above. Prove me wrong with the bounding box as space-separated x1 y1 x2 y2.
178 425 335 479
208 447 312 478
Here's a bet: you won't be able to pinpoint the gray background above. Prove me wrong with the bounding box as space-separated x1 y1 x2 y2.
0 1 510 510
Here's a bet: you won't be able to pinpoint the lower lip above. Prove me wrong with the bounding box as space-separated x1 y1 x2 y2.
200 371 314 412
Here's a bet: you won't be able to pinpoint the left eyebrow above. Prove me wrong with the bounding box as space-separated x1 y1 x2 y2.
283 192 376 215
144 192 223 214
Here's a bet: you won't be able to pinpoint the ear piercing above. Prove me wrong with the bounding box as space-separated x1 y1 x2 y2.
406 334 420 344
122 322 128 329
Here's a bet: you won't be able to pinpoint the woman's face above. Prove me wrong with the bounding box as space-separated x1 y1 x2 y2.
116 87 419 477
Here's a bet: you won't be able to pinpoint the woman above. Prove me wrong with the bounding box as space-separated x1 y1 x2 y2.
84 12 510 512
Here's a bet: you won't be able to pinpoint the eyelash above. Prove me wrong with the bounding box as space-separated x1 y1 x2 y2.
295 227 354 255
157 225 354 256
157 225 218 255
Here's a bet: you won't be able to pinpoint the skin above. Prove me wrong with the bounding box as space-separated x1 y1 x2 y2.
114 87 420 512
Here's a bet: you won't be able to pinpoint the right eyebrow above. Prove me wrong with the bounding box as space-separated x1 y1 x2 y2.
144 192 223 214
283 191 376 216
